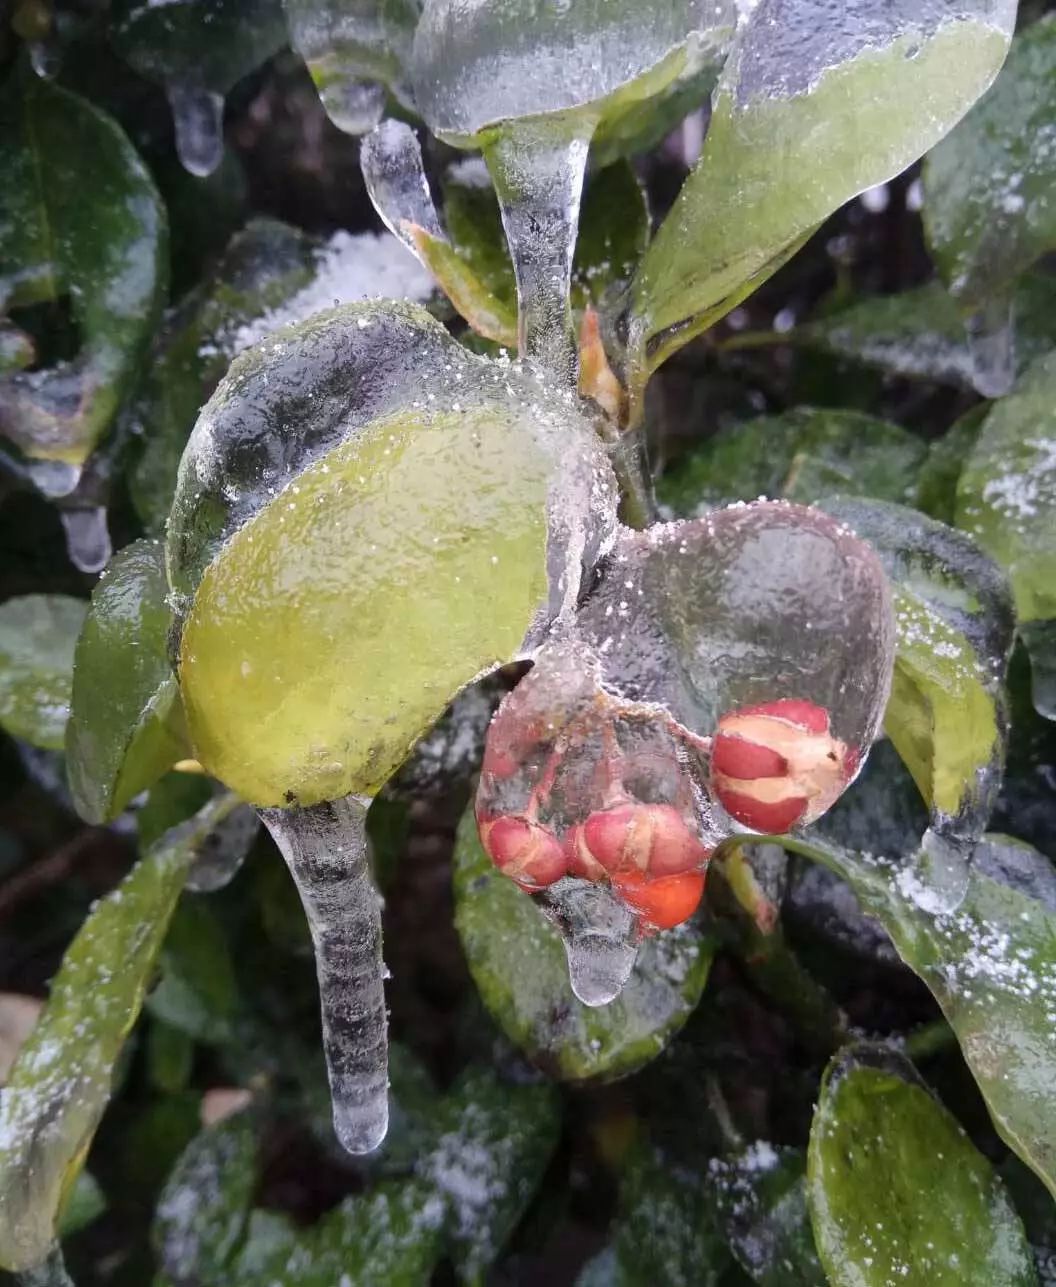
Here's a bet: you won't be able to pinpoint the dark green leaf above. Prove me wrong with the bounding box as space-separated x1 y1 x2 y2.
56 1171 106 1239
66 539 189 823
453 808 714 1081
916 406 988 527
0 594 85 749
818 497 1014 827
125 219 320 534
632 1 1015 374
924 17 1056 313
709 1145 824 1286
138 772 217 854
153 1110 258 1287
808 1045 1036 1286
0 794 240 1272
419 1066 560 1279
0 69 167 465
147 898 240 1045
785 836 1056 1201
657 409 926 515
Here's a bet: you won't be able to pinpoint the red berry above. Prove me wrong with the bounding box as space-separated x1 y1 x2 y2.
564 824 608 881
579 803 710 877
711 699 854 834
613 870 706 930
479 815 566 890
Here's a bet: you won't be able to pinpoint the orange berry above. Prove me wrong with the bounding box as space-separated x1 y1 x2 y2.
614 870 706 930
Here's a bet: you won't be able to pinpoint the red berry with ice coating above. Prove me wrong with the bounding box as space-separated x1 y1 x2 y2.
574 803 710 878
613 870 706 930
478 815 567 890
710 699 855 834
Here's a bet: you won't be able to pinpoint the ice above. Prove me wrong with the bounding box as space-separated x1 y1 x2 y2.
361 119 446 252
166 83 225 178
966 297 1016 398
898 827 971 915
186 801 259 892
543 878 640 1006
25 459 81 500
483 123 591 386
326 78 386 135
28 38 61 79
17 1244 73 1286
261 796 388 1154
58 507 111 575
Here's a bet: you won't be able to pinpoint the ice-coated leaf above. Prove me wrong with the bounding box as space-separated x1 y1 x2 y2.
657 409 927 516
168 300 616 807
956 351 1056 719
0 594 85 750
410 0 735 148
577 501 894 773
807 1045 1036 1286
418 1066 560 1278
0 793 240 1273
66 539 188 823
0 70 167 468
285 0 421 135
794 276 1056 391
111 0 287 176
230 1180 445 1285
153 1110 258 1287
709 1144 825 1286
631 0 1017 376
818 498 1015 834
924 18 1056 318
125 220 320 534
453 808 714 1080
785 834 1056 1200
615 1139 733 1287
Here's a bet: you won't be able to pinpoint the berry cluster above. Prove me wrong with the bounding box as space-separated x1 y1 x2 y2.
475 648 858 935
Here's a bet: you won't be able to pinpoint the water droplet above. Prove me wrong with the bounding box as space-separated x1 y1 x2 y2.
542 880 640 1006
166 83 225 178
904 827 971 915
26 458 81 499
60 507 111 574
28 37 61 79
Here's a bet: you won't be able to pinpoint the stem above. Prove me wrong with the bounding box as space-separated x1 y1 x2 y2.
609 429 656 530
903 1019 957 1063
483 119 592 389
261 795 388 1154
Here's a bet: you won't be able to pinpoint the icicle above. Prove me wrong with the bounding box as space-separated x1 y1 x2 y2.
25 459 81 500
186 802 259 893
965 295 1015 399
905 826 971 915
483 119 593 388
361 119 446 250
261 795 389 1154
28 38 61 80
541 880 640 1007
59 506 111 575
166 83 225 179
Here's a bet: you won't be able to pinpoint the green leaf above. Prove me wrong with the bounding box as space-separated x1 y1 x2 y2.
138 772 217 853
56 1170 106 1239
285 0 421 135
807 1045 1036 1286
785 835 1056 1201
0 594 85 749
231 1179 445 1285
411 0 735 148
452 809 714 1082
657 409 926 515
168 300 616 807
153 1110 258 1287
631 0 1015 374
924 17 1056 315
709 1145 824 1287
0 69 167 465
572 162 651 311
146 898 240 1045
0 794 240 1273
794 276 1056 390
916 406 988 527
420 1066 560 1279
66 539 188 824
125 220 320 535
615 1140 732 1287
818 498 1014 826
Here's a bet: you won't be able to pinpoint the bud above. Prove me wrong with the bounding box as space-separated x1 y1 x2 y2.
613 870 706 930
570 803 710 879
478 815 567 889
710 699 853 834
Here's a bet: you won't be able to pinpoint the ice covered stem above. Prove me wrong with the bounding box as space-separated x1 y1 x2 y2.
166 82 225 178
483 119 592 387
260 795 388 1154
